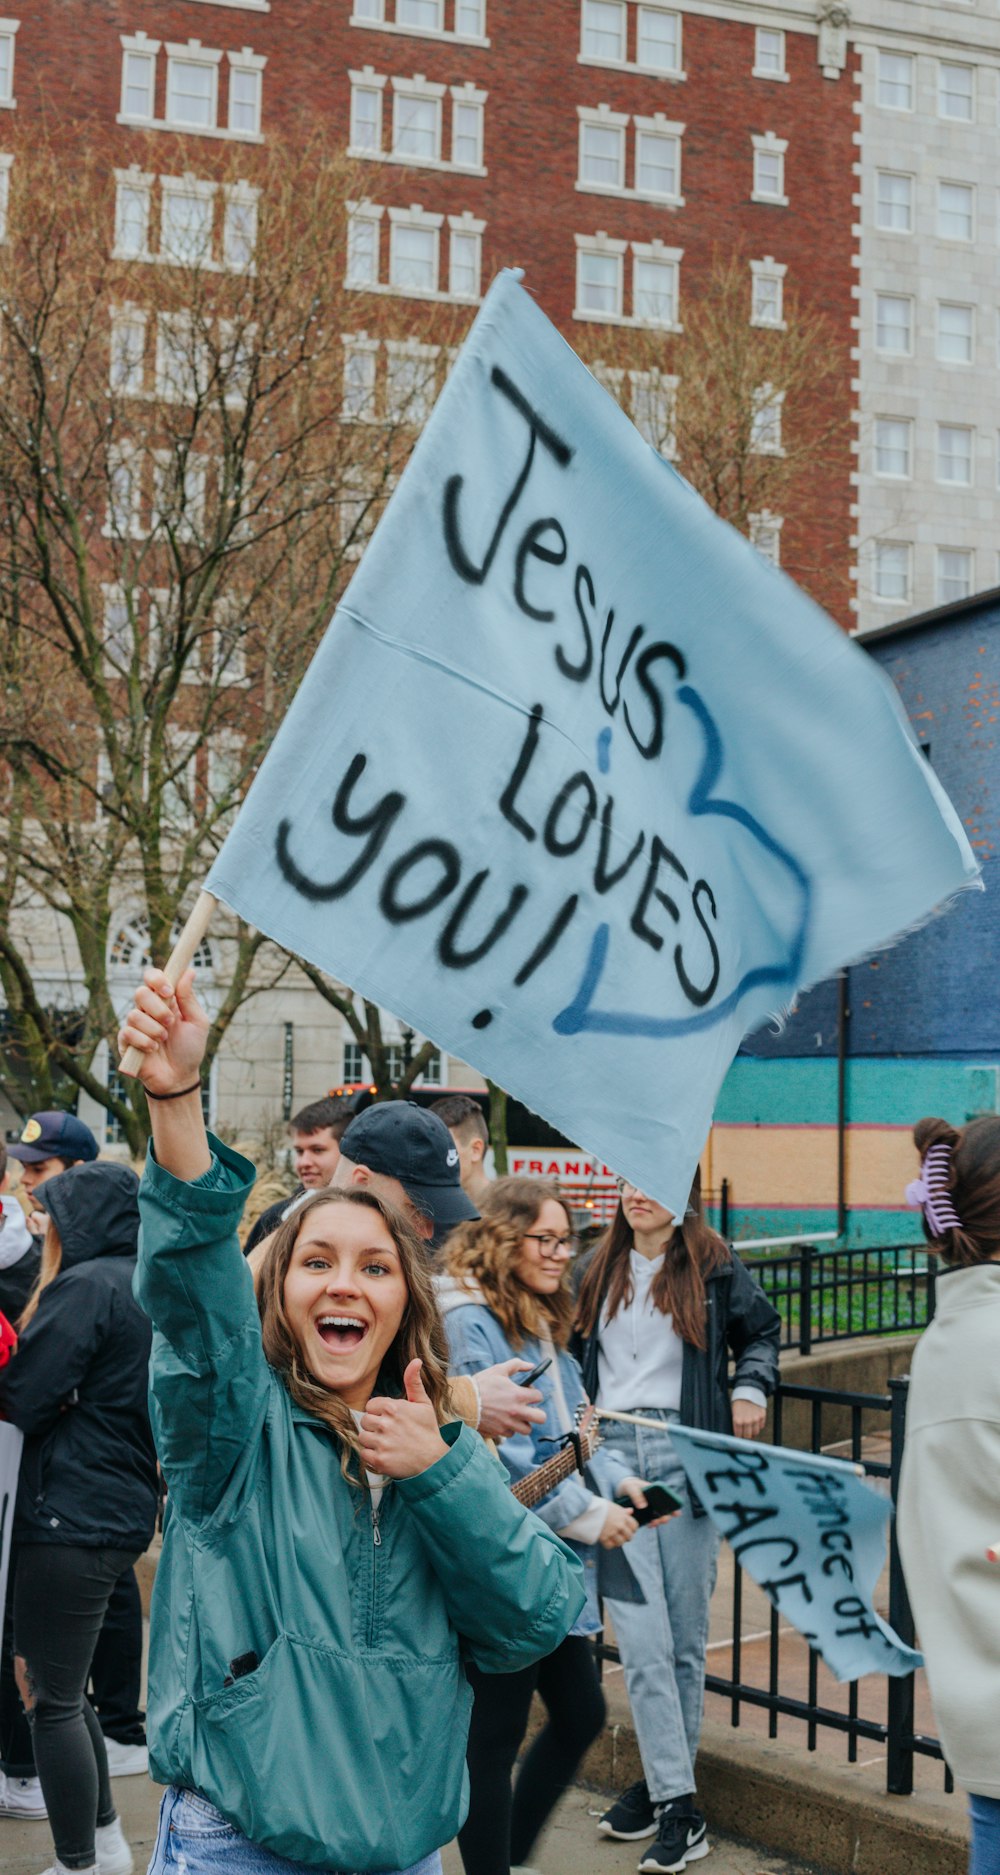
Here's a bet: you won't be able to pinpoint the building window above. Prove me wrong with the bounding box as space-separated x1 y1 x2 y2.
109 308 148 395
106 445 143 539
936 423 973 486
635 121 682 199
228 54 263 135
750 257 786 326
345 203 382 286
938 61 973 121
582 0 626 63
451 90 484 168
448 214 483 297
579 114 627 189
938 181 974 242
114 170 153 258
397 0 444 28
223 184 258 270
456 0 486 33
873 542 911 604
754 28 786 78
876 50 914 111
936 548 972 603
875 169 912 233
937 302 974 365
353 0 385 18
156 311 207 402
392 82 443 162
211 601 248 687
750 383 784 453
102 584 133 670
161 177 216 265
875 293 912 355
636 8 681 74
629 368 676 454
750 511 783 564
385 339 438 426
350 73 384 152
575 241 624 317
389 210 441 292
0 22 17 105
152 451 207 541
874 417 911 478
633 245 680 325
751 134 787 204
166 49 220 129
121 39 159 121
342 1040 441 1084
342 335 379 420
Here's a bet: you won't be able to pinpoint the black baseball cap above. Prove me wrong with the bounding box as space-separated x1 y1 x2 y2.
8 1110 100 1166
339 1101 477 1247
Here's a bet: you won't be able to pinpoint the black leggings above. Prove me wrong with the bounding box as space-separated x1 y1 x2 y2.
459 1636 606 1875
14 1543 141 1870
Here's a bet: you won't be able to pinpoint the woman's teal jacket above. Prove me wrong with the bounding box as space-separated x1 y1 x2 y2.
135 1139 585 1871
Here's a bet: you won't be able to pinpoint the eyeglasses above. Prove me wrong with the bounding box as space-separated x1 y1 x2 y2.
615 1177 645 1195
522 1232 574 1257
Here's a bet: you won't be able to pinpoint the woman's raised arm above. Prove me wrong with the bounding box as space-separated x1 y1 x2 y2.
118 968 212 1181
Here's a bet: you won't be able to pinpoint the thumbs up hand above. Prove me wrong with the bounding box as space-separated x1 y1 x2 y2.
359 1360 449 1480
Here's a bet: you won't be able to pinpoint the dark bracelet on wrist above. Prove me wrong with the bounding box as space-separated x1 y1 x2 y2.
145 1080 202 1103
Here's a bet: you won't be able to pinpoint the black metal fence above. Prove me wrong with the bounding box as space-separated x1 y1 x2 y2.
597 1375 950 1797
743 1242 937 1356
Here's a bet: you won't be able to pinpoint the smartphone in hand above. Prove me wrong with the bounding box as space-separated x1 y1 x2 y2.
615 1481 684 1524
516 1356 553 1387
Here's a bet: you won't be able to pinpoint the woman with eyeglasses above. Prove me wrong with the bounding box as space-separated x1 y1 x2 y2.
438 1177 653 1875
572 1174 780 1875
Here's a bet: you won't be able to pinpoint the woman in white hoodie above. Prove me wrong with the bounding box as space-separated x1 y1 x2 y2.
897 1115 1000 1875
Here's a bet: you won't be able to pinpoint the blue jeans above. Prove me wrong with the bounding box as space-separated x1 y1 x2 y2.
970 1794 1000 1875
600 1410 719 1806
147 1787 444 1875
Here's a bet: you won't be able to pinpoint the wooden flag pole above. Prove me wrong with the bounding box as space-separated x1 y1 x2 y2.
118 890 218 1078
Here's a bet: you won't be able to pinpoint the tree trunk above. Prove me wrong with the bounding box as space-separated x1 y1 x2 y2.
487 1078 509 1175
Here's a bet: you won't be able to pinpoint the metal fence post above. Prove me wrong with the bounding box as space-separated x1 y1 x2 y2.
886 1374 915 1795
799 1243 814 1356
927 1254 937 1324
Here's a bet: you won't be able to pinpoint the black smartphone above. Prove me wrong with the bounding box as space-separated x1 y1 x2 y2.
615 1481 684 1524
516 1356 553 1387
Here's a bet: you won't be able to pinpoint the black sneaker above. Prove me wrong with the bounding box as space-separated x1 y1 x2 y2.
637 1799 709 1872
597 1778 658 1840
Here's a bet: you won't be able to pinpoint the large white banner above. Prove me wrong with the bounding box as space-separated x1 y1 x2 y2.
206 270 977 1214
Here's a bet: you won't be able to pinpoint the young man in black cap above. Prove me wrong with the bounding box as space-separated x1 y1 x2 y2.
7 1111 99 1239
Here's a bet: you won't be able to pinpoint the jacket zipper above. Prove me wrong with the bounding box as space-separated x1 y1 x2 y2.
369 1493 383 1649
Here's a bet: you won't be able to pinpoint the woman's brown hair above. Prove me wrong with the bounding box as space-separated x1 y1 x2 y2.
256 1187 451 1481
912 1116 1000 1267
18 1220 63 1330
442 1177 575 1349
575 1171 730 1352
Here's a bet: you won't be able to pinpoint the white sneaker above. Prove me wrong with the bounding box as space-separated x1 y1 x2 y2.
101 1738 148 1779
0 1771 48 1818
37 1864 95 1875
96 1817 134 1875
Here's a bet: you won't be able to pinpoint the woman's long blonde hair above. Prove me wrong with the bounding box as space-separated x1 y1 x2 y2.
19 1221 63 1330
256 1187 451 1482
442 1176 574 1349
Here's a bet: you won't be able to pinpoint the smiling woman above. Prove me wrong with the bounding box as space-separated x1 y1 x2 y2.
116 968 585 1875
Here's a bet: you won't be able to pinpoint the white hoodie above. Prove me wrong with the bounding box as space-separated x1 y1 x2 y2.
0 1193 33 1270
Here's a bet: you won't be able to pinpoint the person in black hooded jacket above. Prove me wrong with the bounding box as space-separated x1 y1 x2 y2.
0 1159 158 1875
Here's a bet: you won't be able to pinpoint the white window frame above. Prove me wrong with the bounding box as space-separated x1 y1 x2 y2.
936 302 974 366
875 292 913 356
152 448 208 542
165 43 222 131
101 583 134 673
227 48 265 136
345 201 384 288
210 598 249 687
629 367 678 456
387 204 443 296
875 169 913 234
450 83 486 170
104 444 144 541
751 133 787 206
750 511 784 565
120 35 160 122
876 50 914 111
222 181 259 271
456 0 486 35
873 417 912 480
574 233 627 321
873 541 912 605
160 174 218 266
207 730 245 830
385 337 439 427
750 255 786 328
581 0 627 66
753 27 787 80
0 18 19 109
448 211 484 300
937 179 975 243
635 7 682 76
936 423 974 488
113 167 154 259
162 731 200 829
109 305 148 396
349 67 386 154
218 317 255 406
935 547 972 605
750 382 784 455
352 0 386 21
632 240 682 328
396 0 445 32
391 75 446 164
938 60 973 122
633 114 684 204
339 465 377 561
155 310 209 403
342 332 380 420
577 106 629 193
0 150 11 241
